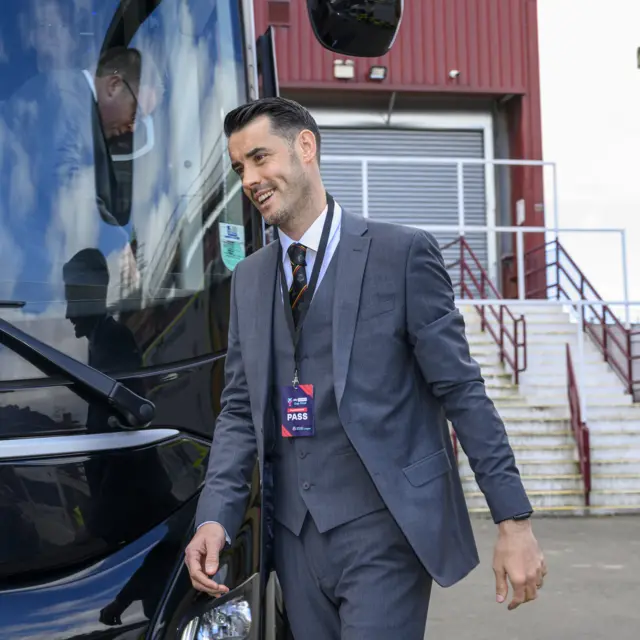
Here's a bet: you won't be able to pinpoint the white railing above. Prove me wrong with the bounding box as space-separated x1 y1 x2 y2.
412 224 630 326
322 154 560 227
322 155 560 285
321 154 631 325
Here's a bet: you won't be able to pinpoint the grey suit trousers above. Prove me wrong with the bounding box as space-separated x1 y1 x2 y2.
274 509 432 640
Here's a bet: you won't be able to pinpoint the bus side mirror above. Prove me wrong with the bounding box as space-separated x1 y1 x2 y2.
306 0 403 58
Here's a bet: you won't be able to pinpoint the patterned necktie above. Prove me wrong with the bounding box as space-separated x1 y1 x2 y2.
287 243 308 327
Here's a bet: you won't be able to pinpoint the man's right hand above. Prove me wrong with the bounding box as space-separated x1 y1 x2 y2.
184 523 230 597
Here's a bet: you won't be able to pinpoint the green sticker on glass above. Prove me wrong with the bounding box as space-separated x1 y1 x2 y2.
219 222 246 271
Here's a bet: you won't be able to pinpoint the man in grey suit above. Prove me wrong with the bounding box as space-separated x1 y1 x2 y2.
185 97 547 639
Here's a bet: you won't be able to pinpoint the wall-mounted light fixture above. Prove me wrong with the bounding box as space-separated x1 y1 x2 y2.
333 59 355 80
368 65 387 81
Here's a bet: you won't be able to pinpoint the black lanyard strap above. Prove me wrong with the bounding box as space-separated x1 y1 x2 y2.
277 193 335 385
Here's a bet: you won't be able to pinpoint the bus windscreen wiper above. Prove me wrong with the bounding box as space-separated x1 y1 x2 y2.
0 311 155 428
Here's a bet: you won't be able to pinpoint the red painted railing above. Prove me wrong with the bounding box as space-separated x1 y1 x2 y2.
442 236 527 384
525 239 640 400
566 343 591 506
443 236 526 466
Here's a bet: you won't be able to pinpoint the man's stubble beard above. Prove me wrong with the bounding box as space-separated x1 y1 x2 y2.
268 161 313 230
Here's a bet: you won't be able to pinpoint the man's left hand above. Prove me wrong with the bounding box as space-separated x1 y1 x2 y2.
493 518 547 611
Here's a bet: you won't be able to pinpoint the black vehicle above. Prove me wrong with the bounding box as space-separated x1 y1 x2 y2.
0 1 401 638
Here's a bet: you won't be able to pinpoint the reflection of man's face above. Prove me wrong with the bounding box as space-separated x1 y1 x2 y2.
64 284 106 338
97 76 158 139
26 0 74 69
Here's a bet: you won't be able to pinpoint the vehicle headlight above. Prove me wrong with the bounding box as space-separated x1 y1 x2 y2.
180 574 258 640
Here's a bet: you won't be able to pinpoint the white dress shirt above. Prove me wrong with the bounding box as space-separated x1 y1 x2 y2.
278 201 342 298
199 202 342 547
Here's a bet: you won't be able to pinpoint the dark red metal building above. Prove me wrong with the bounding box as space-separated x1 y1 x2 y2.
254 0 545 297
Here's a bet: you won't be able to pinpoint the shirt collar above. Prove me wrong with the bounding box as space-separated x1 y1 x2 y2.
278 205 328 257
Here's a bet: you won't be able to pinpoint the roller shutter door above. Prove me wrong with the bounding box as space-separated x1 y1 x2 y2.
318 127 490 292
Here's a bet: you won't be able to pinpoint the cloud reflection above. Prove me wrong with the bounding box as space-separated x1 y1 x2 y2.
0 0 246 392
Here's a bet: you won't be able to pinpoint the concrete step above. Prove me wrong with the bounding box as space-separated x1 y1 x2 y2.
467 504 640 516
472 358 505 370
524 348 605 364
518 315 575 326
480 371 513 381
467 335 500 347
592 474 640 490
493 393 633 408
490 395 534 406
457 459 579 477
495 404 640 420
519 385 629 398
502 420 572 434
467 344 505 357
458 304 569 319
503 424 571 432
518 370 623 387
521 358 614 374
582 406 640 420
505 433 575 447
465 489 585 510
527 329 600 348
592 459 640 474
589 489 640 507
494 405 571 420
511 444 577 461
462 313 573 329
588 420 640 432
591 446 640 461
589 432 640 446
484 387 523 400
521 333 585 345
462 474 583 493
520 391 631 406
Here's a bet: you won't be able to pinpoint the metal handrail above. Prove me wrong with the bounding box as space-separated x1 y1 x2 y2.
566 343 591 506
525 239 639 399
442 236 527 384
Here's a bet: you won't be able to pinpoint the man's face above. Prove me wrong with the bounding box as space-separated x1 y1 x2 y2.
97 75 157 139
64 284 104 338
228 115 313 227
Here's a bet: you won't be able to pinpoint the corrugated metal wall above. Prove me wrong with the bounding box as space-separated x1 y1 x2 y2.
254 0 534 94
253 0 546 296
319 128 488 288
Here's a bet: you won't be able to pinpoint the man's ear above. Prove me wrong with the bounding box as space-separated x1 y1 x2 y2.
297 129 318 165
105 74 122 98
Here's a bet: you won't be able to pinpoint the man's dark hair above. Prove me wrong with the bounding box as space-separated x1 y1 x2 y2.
223 97 322 162
96 47 143 86
96 46 164 97
63 248 109 288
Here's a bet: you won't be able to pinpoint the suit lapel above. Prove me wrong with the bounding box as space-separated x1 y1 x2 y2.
246 240 279 432
333 210 370 409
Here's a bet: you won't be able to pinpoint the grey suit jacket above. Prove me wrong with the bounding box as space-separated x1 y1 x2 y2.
195 206 532 588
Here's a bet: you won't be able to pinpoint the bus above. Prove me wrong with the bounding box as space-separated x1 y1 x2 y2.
0 1 402 638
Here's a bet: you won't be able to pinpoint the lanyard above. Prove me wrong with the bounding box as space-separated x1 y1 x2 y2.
277 193 335 387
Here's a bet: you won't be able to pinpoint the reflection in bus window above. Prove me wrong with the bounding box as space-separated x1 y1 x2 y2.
0 0 249 401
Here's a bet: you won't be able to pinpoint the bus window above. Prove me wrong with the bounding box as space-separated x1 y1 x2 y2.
0 0 251 433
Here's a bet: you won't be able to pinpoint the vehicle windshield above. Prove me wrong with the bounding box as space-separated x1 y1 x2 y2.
0 0 251 386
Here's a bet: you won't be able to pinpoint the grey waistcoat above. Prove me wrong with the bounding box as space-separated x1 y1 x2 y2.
270 246 385 536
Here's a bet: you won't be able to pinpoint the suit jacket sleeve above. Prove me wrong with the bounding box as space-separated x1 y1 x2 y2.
195 265 258 540
405 230 532 523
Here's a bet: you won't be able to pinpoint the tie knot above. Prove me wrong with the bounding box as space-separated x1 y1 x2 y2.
288 243 307 266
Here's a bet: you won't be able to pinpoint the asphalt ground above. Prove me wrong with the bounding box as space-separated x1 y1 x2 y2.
425 515 640 639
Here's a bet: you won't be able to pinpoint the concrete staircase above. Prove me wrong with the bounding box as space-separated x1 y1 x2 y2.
455 302 640 516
